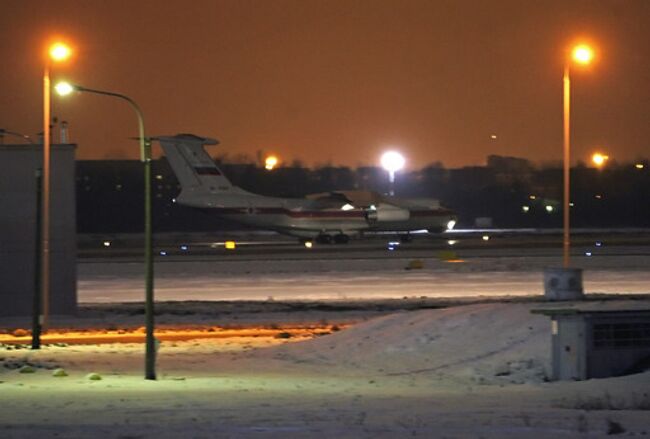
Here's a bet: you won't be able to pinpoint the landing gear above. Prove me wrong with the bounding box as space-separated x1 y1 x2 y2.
313 233 349 244
316 234 332 244
333 234 350 244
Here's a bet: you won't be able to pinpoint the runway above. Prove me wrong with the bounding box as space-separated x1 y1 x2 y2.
78 233 650 302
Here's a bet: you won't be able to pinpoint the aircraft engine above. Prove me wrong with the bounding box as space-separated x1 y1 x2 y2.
365 204 410 222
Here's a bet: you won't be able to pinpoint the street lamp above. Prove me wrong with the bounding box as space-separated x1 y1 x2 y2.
562 42 594 268
55 81 156 380
41 41 72 337
380 150 405 196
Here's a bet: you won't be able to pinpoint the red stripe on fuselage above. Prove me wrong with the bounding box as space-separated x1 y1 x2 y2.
208 207 453 218
209 207 364 218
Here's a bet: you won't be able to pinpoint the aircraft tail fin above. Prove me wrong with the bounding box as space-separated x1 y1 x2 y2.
155 134 236 195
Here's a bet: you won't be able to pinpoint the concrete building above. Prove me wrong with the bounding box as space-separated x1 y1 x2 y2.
0 143 77 317
533 308 650 380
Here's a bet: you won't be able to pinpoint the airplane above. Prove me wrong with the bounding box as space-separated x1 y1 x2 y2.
154 133 457 244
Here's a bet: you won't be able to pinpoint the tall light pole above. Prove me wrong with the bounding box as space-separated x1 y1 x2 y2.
41 41 72 332
563 43 594 268
55 82 156 380
380 150 405 196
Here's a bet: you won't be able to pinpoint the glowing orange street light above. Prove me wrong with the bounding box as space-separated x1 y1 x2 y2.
572 44 594 64
39 40 73 345
562 42 595 268
591 152 609 168
49 43 72 62
265 155 278 170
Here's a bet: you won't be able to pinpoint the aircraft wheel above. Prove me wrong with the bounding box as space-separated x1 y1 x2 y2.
334 234 350 244
316 234 333 244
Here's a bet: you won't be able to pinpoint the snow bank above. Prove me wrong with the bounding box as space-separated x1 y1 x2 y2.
253 303 551 385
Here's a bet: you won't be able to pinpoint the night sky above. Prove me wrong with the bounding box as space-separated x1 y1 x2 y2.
1 0 648 168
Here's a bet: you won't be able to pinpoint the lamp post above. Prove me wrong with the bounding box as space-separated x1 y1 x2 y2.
55 82 156 380
41 42 72 335
380 150 405 196
562 43 594 268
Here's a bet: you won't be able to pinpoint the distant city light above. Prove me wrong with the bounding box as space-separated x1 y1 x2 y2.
585 251 593 257
522 205 530 213
482 235 490 241
595 194 602 199
304 241 313 249
103 240 111 247
490 134 497 139
265 155 278 170
595 241 602 247
529 195 536 200
446 220 456 230
545 205 554 213
447 240 457 246
225 241 236 250
180 245 188 251
380 151 405 173
341 203 355 211
635 163 644 169
592 152 609 168
159 251 167 256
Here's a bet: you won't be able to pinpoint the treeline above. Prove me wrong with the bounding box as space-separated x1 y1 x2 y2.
76 155 650 233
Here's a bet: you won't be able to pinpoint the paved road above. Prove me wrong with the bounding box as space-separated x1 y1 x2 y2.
78 242 650 302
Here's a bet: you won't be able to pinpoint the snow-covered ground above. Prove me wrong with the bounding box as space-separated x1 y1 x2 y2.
2 301 649 437
3 247 649 437
79 252 650 302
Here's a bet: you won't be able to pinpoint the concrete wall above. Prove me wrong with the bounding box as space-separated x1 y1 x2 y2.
550 311 650 380
551 316 587 380
0 144 77 317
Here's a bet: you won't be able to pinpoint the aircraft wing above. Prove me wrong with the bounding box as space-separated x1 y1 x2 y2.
305 190 383 208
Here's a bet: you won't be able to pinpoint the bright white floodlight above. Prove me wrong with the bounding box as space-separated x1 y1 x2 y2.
380 150 405 196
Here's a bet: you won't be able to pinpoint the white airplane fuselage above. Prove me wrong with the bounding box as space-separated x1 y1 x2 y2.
157 134 457 240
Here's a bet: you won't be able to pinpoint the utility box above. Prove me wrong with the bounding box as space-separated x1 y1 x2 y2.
532 308 650 381
0 144 77 317
543 267 584 301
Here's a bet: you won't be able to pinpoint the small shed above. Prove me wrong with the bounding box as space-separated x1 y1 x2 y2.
532 308 650 381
